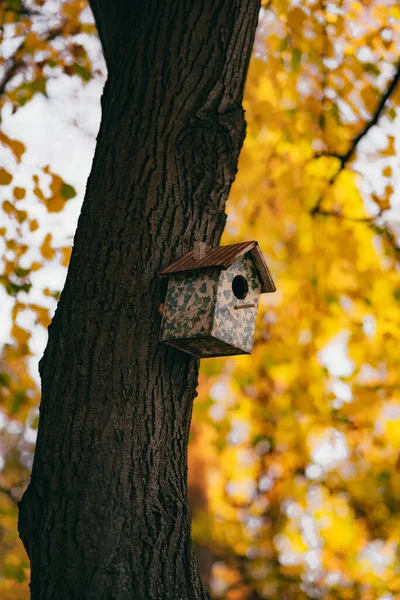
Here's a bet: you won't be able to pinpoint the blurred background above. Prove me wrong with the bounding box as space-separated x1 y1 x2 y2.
1 1 400 598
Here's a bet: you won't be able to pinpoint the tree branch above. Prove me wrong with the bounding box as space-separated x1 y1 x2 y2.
311 60 400 216
0 41 25 98
0 24 65 99
314 208 385 223
339 60 400 167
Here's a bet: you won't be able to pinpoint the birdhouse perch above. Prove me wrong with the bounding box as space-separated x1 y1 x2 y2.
159 241 276 358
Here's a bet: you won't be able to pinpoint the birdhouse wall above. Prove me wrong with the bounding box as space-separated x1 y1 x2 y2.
161 270 219 342
212 255 262 353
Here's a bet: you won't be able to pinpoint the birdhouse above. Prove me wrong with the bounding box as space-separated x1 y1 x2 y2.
159 241 276 358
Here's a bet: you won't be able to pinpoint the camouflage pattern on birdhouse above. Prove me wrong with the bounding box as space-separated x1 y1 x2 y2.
159 241 276 358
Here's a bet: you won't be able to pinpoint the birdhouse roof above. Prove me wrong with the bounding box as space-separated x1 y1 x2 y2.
160 241 276 293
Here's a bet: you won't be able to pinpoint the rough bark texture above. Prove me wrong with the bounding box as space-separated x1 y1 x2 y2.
19 1 261 598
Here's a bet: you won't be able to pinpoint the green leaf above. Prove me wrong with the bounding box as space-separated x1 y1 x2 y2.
10 389 27 415
363 63 380 77
0 275 32 296
61 183 77 200
0 372 11 387
291 48 302 71
15 266 31 278
21 77 46 97
331 103 340 122
31 77 47 94
31 416 39 430
195 397 214 413
280 37 289 52
3 562 27 583
72 63 92 82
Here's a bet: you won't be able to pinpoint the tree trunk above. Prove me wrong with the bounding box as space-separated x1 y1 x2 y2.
19 2 261 598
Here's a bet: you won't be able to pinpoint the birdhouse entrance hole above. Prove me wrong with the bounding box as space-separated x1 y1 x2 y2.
232 275 248 300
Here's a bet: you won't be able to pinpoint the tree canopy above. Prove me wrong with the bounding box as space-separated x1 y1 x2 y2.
1 0 400 598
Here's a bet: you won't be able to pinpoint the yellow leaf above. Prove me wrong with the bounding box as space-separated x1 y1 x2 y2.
372 193 390 211
326 12 337 23
50 173 62 197
0 168 13 185
33 185 45 201
30 262 42 271
360 86 377 113
60 247 72 267
383 185 394 205
47 196 66 213
274 0 289 16
16 210 28 223
385 419 400 446
2 200 14 215
40 234 55 260
0 132 26 162
11 324 30 345
31 304 51 328
382 136 396 157
62 1 82 20
6 239 16 250
382 166 393 177
12 301 26 321
25 31 40 50
349 1 362 13
287 7 306 29
13 187 26 200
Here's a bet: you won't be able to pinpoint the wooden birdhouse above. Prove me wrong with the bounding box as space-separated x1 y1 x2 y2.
159 241 276 358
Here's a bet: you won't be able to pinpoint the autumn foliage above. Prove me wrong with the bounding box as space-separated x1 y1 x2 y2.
1 1 400 598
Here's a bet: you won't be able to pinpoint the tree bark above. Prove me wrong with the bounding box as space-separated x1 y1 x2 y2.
19 1 261 598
